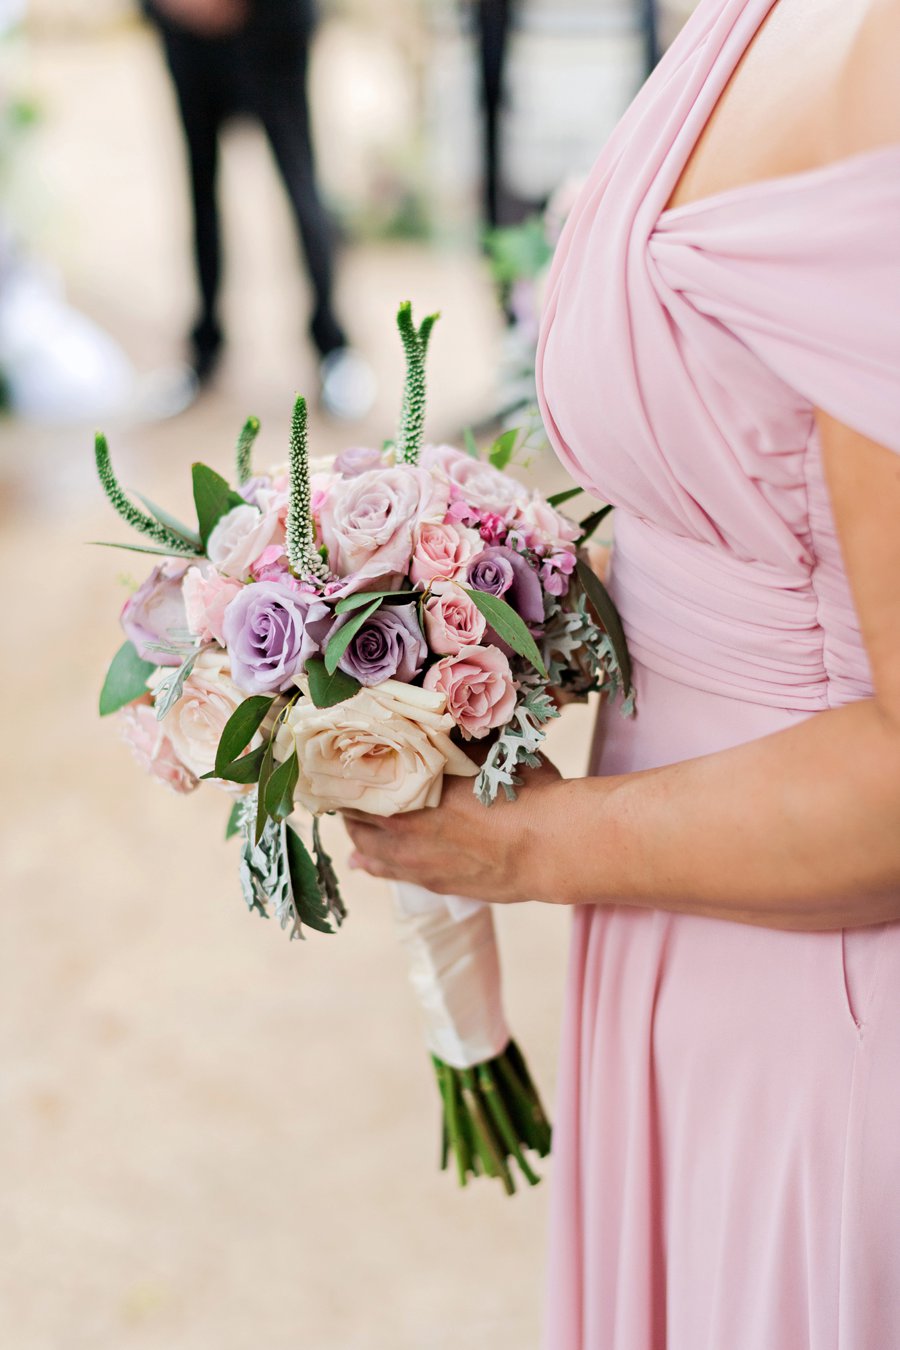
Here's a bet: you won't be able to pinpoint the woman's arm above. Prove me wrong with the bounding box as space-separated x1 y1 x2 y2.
345 411 900 931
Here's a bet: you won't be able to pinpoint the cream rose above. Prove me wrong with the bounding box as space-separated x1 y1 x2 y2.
207 504 282 580
163 648 248 779
274 679 476 817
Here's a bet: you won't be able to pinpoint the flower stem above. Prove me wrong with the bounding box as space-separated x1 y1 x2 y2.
431 1040 551 1194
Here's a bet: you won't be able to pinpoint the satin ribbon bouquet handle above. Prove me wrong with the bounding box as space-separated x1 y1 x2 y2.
93 302 632 1192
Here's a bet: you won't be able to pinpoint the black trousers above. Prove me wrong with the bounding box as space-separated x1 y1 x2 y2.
153 12 345 360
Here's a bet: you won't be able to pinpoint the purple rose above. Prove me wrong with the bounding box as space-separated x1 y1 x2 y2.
222 581 331 694
121 561 190 666
238 474 273 507
325 603 426 686
466 546 544 625
333 445 383 477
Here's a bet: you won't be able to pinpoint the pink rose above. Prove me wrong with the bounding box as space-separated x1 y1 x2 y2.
443 457 529 516
423 644 516 739
422 581 487 655
317 465 449 591
419 443 469 478
513 494 580 549
409 519 480 587
183 565 243 645
207 504 282 579
119 699 198 794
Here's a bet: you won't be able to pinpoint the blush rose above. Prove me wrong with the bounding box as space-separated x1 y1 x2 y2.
423 644 516 739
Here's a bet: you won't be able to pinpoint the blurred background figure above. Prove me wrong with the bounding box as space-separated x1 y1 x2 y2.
143 0 375 418
0 0 156 422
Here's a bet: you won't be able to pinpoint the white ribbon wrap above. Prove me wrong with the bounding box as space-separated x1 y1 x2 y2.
393 883 511 1070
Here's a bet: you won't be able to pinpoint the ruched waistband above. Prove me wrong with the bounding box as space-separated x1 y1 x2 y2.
609 513 831 711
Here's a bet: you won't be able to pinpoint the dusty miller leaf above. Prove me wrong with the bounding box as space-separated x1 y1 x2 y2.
153 645 206 721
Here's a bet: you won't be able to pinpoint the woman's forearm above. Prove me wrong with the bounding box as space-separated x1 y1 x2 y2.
534 698 900 929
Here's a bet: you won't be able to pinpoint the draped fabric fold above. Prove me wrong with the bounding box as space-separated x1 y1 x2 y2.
532 0 900 1345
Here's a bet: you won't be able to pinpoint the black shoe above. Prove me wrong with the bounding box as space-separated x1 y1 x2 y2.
190 318 223 387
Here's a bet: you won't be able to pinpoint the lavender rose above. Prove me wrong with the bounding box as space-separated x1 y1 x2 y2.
466 546 544 625
222 581 331 694
325 603 426 686
333 445 384 477
121 560 190 666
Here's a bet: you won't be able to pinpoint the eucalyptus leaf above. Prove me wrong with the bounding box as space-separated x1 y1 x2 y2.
546 486 584 508
333 589 417 615
214 695 274 775
576 503 614 547
192 462 247 548
203 743 267 784
99 641 157 716
306 657 361 709
285 825 334 934
323 597 381 674
264 750 299 823
487 427 518 471
575 555 632 694
463 589 548 679
225 801 242 840
134 492 203 549
153 647 203 721
463 427 479 459
254 735 279 845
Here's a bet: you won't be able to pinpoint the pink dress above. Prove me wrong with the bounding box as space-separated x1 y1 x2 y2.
535 1 900 1346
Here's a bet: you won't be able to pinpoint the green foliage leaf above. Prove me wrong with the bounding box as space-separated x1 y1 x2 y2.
323 597 381 674
90 540 199 558
463 589 548 679
576 503 614 547
575 555 632 694
285 825 334 934
483 215 553 287
488 427 518 471
225 801 242 840
192 462 247 548
463 427 480 459
255 735 278 844
214 695 274 775
99 641 157 716
546 486 583 508
306 657 361 709
203 743 267 784
265 750 299 823
134 493 202 549
333 589 417 615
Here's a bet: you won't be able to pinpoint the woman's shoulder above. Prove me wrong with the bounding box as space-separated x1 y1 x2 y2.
835 0 900 155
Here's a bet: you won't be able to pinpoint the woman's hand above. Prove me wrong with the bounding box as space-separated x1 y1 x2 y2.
343 756 564 903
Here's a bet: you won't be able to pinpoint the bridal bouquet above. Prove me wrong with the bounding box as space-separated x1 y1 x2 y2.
95 303 631 1192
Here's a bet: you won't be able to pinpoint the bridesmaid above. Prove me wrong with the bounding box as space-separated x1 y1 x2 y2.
346 1 900 1346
